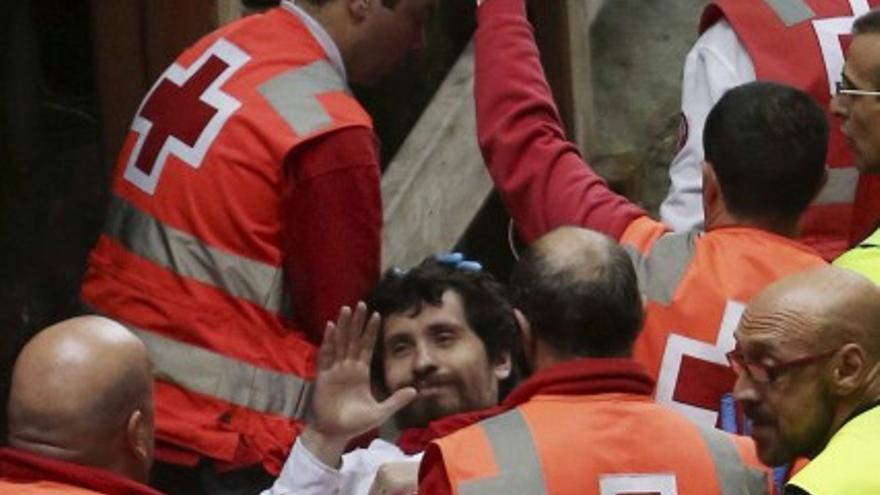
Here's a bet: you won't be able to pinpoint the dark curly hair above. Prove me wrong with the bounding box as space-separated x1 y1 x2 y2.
367 257 517 391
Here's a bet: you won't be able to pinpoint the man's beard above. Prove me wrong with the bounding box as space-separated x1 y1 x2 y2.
394 387 463 429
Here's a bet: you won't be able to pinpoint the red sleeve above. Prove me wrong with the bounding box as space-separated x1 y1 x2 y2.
475 0 646 242
282 126 382 344
418 443 454 495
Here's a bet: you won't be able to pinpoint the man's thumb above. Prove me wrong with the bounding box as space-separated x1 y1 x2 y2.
379 387 418 417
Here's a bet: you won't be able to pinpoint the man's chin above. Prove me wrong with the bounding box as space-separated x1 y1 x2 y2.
396 397 460 429
751 429 792 466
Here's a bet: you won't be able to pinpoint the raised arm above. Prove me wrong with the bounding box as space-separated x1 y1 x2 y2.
475 0 645 242
262 303 416 495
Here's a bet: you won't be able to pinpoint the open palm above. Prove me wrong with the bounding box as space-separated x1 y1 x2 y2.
309 303 417 441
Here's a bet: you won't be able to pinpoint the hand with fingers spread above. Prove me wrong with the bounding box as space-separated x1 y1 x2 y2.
300 302 418 469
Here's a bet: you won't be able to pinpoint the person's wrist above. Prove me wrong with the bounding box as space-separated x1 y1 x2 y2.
300 426 350 469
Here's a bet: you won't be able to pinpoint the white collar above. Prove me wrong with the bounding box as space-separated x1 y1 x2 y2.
280 0 348 82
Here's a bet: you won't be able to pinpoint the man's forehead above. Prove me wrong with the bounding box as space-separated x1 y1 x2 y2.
734 303 816 352
845 33 880 85
382 290 470 338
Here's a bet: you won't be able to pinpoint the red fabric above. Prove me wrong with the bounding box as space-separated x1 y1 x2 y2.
395 407 504 455
0 448 165 495
703 0 880 260
282 126 382 343
419 357 657 494
80 6 378 474
473 0 644 244
500 358 655 408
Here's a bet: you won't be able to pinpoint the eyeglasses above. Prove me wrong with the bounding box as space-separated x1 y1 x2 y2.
835 80 880 98
725 347 838 384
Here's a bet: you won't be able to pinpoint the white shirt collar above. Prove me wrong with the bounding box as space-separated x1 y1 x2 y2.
280 0 348 82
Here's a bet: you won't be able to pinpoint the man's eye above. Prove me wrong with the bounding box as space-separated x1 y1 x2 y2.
434 332 456 346
389 343 411 356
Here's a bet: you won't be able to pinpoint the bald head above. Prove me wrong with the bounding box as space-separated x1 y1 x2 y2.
740 266 880 357
511 226 644 359
8 316 154 483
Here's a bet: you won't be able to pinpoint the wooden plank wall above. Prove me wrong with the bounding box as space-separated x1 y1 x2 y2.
90 0 218 166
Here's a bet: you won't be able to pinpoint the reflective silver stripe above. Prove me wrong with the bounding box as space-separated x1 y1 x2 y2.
131 323 312 420
458 410 548 495
104 195 288 316
814 167 859 205
765 0 815 26
258 60 348 136
696 424 770 495
625 231 698 305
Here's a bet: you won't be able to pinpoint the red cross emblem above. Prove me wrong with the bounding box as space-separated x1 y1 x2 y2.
655 301 744 427
123 39 250 195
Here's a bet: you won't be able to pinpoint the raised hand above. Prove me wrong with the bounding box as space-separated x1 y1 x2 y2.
300 302 417 468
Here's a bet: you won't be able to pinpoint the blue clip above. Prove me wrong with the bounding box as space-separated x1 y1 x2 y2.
435 252 482 273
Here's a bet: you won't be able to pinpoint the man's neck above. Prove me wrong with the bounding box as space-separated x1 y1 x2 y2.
705 210 799 238
289 0 352 73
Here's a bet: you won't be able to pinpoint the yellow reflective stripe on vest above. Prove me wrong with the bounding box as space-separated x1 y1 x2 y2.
458 409 548 495
258 59 348 137
104 195 289 317
625 230 698 305
765 0 815 26
695 424 769 495
90 309 314 420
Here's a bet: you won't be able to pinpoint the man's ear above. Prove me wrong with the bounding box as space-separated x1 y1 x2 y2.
831 343 870 396
126 409 150 463
513 309 536 368
493 350 512 381
703 161 720 205
702 161 725 225
348 0 375 21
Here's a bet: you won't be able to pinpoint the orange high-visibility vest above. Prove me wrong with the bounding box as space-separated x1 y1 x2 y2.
0 480 105 495
624 218 826 428
80 5 372 473
704 0 880 259
433 393 771 495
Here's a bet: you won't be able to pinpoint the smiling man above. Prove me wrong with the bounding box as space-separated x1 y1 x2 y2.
729 266 880 494
262 256 517 495
832 9 880 284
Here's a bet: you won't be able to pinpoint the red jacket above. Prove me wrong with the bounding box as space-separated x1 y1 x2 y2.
704 0 880 260
81 5 380 473
0 448 164 495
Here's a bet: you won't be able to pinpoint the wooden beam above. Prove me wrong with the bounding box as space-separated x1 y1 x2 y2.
216 0 244 26
530 0 600 156
381 41 493 270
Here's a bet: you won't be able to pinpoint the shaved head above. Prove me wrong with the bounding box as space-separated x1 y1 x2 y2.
7 316 154 483
740 266 880 356
733 267 880 465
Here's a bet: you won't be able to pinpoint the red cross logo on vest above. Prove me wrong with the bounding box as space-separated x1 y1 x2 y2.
813 0 870 97
654 301 745 427
123 38 250 195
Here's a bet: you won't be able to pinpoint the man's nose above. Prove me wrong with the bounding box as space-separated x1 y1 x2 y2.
412 342 437 376
732 371 759 404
